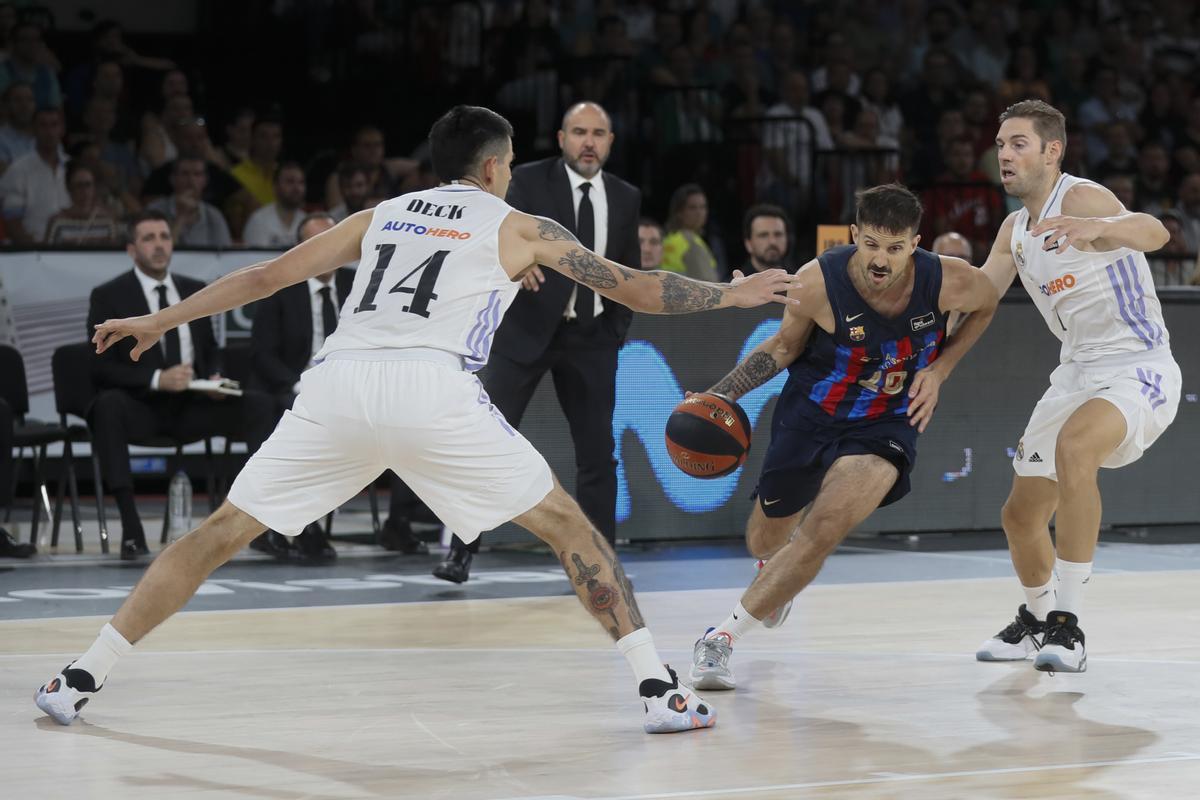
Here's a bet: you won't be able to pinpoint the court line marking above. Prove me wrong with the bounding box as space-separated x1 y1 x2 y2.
836 545 1135 572
3 648 1199 666
490 753 1200 800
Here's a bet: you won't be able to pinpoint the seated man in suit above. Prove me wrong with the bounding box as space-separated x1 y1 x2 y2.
88 209 277 560
248 212 428 556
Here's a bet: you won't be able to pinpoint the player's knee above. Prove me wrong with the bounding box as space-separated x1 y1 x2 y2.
1001 496 1051 535
799 508 850 554
515 485 592 549
1054 437 1102 486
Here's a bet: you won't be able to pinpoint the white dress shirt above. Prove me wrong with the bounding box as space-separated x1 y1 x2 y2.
563 164 607 320
133 267 193 390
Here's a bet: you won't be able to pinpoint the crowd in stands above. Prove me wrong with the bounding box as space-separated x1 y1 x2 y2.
0 1 1197 284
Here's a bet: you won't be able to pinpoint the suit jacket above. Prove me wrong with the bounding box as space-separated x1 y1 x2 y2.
492 157 642 364
248 268 356 395
87 269 220 394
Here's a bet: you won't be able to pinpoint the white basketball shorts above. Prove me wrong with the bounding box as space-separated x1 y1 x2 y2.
1012 353 1181 480
228 352 554 541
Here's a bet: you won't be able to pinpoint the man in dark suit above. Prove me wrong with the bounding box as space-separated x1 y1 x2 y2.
248 212 428 558
433 101 640 583
88 210 276 560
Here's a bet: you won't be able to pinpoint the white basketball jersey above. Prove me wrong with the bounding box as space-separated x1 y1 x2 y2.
317 185 518 370
1010 173 1171 364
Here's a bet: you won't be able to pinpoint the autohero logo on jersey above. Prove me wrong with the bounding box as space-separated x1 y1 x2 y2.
378 198 473 240
1039 273 1076 297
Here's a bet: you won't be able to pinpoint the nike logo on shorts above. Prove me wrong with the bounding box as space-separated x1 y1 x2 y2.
762 498 782 506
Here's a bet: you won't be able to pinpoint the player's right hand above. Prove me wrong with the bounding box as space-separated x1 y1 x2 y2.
93 314 166 361
727 268 803 307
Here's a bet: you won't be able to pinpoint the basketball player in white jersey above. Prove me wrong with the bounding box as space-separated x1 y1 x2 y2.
34 106 800 733
971 100 1179 672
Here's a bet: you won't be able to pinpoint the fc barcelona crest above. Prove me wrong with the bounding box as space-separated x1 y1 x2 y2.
1015 241 1025 268
849 325 866 342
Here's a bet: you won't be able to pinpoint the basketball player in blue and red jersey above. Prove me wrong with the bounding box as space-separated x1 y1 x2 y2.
974 101 1178 673
690 184 1000 690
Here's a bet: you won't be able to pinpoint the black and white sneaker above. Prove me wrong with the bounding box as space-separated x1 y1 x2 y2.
976 604 1045 661
35 665 101 725
1034 611 1087 673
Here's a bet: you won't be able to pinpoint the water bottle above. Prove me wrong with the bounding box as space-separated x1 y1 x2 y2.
168 470 193 540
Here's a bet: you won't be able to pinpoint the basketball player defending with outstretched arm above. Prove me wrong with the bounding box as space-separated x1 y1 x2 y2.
35 106 801 733
688 184 1000 691
974 100 1178 673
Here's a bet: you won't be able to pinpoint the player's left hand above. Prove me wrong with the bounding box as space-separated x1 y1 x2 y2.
93 314 165 360
1030 215 1107 254
906 366 944 433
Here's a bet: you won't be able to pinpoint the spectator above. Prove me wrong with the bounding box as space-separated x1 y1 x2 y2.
1140 83 1184 151
0 82 35 171
1134 140 1175 216
328 162 369 222
68 138 140 218
86 210 275 559
220 107 254 168
79 95 141 197
1103 173 1137 211
323 125 415 209
1150 210 1197 286
760 70 833 214
922 137 1003 259
741 203 789 273
241 162 306 248
0 22 61 109
138 91 194 172
146 156 233 248
900 47 962 141
859 67 903 143
43 161 120 245
1094 121 1139 180
0 107 68 244
1078 65 1140 167
638 217 664 269
1176 172 1200 253
661 183 719 281
230 114 283 208
912 108 966 186
1050 49 1090 119
931 231 973 262
998 44 1053 109
141 117 240 208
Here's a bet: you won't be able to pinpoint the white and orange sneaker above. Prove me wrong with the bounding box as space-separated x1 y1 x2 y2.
35 666 101 725
641 665 717 733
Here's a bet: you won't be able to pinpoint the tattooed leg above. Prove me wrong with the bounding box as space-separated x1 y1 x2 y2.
514 482 647 641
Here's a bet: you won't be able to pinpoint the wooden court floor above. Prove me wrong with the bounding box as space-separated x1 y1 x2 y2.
4 573 1200 799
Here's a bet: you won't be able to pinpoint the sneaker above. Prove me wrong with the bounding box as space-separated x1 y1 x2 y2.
976 604 1045 661
689 628 736 691
1034 611 1087 673
641 665 716 733
756 560 793 629
35 665 100 725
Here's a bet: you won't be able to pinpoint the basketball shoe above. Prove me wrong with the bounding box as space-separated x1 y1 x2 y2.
641 665 717 733
35 665 101 725
1034 611 1087 673
976 604 1044 661
756 559 793 629
689 628 736 690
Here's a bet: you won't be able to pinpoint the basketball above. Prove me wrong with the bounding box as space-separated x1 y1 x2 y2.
665 392 752 478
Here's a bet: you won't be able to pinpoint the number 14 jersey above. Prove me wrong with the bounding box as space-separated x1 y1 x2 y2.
316 184 521 370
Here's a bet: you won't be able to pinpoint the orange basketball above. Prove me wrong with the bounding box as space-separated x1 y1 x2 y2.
665 392 752 478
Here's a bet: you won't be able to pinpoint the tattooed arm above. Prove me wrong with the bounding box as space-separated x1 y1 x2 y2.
498 211 802 313
708 260 825 401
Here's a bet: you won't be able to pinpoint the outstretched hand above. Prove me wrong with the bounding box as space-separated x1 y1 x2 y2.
93 314 165 361
727 268 803 308
1030 215 1107 254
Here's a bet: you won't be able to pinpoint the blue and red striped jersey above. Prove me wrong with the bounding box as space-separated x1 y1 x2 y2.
780 244 948 423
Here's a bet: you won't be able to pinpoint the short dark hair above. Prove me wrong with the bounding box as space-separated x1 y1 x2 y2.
428 105 513 182
127 209 171 244
638 216 664 236
65 160 94 186
742 203 790 240
172 154 205 174
999 100 1067 165
855 183 923 236
274 160 305 184
666 182 706 231
337 161 369 185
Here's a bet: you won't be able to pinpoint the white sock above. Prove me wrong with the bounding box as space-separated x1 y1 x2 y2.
710 601 761 643
617 628 672 689
71 623 133 687
1055 558 1092 617
1021 577 1056 620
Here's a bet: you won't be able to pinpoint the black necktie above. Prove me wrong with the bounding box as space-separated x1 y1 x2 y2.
319 285 338 339
574 182 595 323
156 284 181 366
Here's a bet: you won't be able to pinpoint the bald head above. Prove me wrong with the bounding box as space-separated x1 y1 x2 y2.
558 101 614 179
931 232 973 261
299 212 339 283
